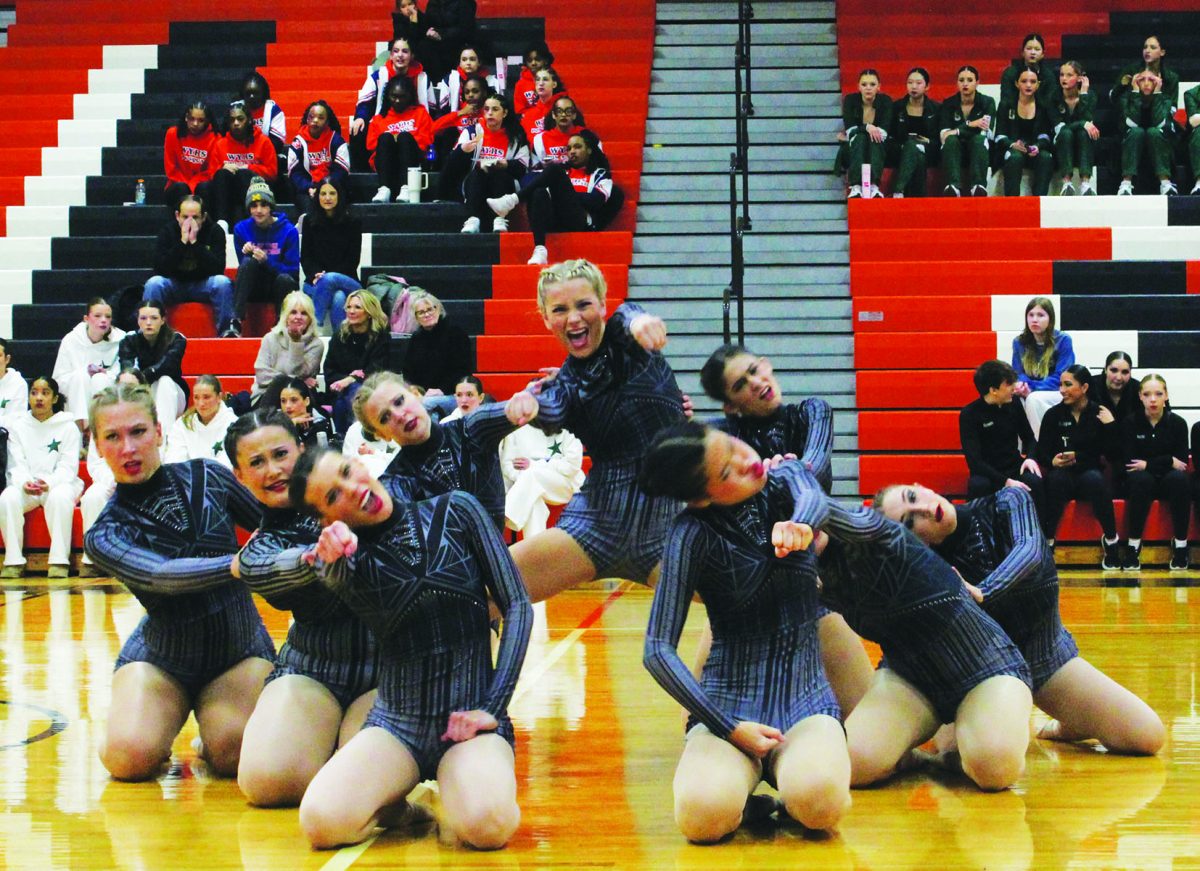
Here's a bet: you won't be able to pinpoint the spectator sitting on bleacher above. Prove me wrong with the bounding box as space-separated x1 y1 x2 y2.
350 36 431 173
163 99 220 212
1091 350 1139 423
1119 373 1191 571
1036 364 1120 566
143 195 236 337
1191 418 1200 568
0 376 83 580
1051 61 1099 196
500 422 584 539
430 72 487 167
118 300 188 425
839 68 891 199
1184 82 1200 195
78 367 144 577
301 178 362 334
1110 35 1179 106
394 0 476 83
998 33 1059 111
530 96 587 170
450 94 529 234
342 419 398 477
512 41 553 115
366 75 434 204
165 374 236 467
960 359 1044 513
227 178 300 339
1012 296 1074 440
488 129 620 266
0 338 29 426
324 290 391 433
211 102 279 230
433 44 498 117
401 290 472 396
52 297 125 434
262 374 335 449
1117 70 1178 197
240 71 288 156
439 374 484 423
252 291 323 406
888 67 939 198
938 65 995 197
287 101 350 217
995 67 1054 197
520 67 568 142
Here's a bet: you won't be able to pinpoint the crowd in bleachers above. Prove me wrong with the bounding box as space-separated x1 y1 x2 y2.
840 32 1200 197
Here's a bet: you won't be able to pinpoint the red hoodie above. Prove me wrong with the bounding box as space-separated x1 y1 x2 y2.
163 126 219 188
214 128 278 180
513 68 537 114
367 105 434 166
432 106 483 136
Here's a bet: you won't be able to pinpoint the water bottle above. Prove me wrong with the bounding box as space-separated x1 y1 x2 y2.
860 165 872 199
134 178 146 205
426 144 437 164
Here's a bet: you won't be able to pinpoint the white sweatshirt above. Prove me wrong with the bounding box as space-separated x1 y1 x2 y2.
0 368 28 427
499 425 585 490
52 322 126 385
342 421 399 478
164 404 237 468
5 410 82 489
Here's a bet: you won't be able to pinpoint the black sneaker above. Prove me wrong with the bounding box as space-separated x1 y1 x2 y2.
1101 537 1121 571
1170 546 1190 571
221 318 242 338
1122 542 1142 571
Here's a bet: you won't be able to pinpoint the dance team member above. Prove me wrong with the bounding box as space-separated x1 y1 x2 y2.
84 383 274 781
641 421 851 842
52 297 125 432
288 451 533 850
165 375 237 466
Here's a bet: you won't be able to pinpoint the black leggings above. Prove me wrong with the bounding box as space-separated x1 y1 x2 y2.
165 180 213 213
210 168 256 226
968 468 1046 525
463 166 518 222
519 164 593 246
234 257 298 321
1044 467 1116 539
1124 468 1191 540
373 132 423 192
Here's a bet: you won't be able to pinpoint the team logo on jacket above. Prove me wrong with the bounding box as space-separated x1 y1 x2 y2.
182 146 209 164
310 147 330 165
388 120 417 134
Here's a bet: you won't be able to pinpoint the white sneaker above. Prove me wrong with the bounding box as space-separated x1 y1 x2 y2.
1059 181 1075 196
1191 181 1200 195
847 184 862 199
487 192 520 217
1160 179 1178 196
1080 180 1096 196
1117 180 1133 196
216 219 229 234
527 245 549 265
970 184 988 197
943 184 960 197
492 216 509 232
461 216 481 233
396 185 411 202
870 187 885 198
892 191 904 198
372 186 392 203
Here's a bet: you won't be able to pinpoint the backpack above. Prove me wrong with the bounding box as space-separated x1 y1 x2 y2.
388 288 416 334
363 273 415 333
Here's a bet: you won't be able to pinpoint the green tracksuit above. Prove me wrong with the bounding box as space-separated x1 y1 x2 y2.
841 92 894 187
995 101 1055 195
999 59 1060 112
1120 89 1174 179
1050 91 1097 179
1183 84 1200 181
938 93 996 192
890 95 940 195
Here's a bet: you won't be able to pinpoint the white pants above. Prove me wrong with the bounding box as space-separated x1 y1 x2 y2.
60 369 115 423
79 480 116 565
0 481 84 566
504 464 578 537
152 378 187 426
1023 390 1060 442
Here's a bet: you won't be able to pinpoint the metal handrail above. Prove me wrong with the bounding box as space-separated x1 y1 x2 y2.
725 0 753 345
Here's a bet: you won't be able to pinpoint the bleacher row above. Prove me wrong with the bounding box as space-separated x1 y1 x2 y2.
0 0 655 557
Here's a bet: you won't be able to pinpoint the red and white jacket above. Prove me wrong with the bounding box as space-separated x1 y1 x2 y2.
163 126 219 189
355 59 431 120
512 68 537 114
288 126 351 188
455 123 530 172
432 65 500 115
431 106 483 137
531 125 589 169
250 99 288 147
214 128 278 179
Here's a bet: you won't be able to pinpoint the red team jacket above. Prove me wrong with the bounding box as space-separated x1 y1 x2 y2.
214 128 279 180
163 127 219 189
366 106 435 167
288 126 351 187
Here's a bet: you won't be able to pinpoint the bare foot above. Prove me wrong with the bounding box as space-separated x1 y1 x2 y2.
1037 719 1087 743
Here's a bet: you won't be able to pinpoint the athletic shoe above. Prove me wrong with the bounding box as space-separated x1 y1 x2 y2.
1160 179 1178 196
847 184 862 199
487 192 520 217
371 186 392 203
970 184 988 197
396 185 411 202
1170 546 1190 571
892 192 905 198
461 216 481 234
1060 181 1075 196
870 186 885 198
943 184 960 197
47 565 69 579
1192 181 1200 195
216 219 229 235
1080 180 1096 196
221 318 242 338
1122 542 1141 571
492 216 509 232
1117 180 1134 196
1101 537 1121 570
527 245 549 265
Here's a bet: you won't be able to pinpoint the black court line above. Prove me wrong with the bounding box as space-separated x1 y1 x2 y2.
0 700 69 750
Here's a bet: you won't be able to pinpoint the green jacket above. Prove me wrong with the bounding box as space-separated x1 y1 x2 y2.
995 101 1054 150
842 92 894 136
999 59 1060 109
1120 89 1174 132
1049 91 1096 133
938 92 997 140
1111 62 1179 106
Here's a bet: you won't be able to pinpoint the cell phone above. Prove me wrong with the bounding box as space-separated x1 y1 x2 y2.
1062 451 1076 459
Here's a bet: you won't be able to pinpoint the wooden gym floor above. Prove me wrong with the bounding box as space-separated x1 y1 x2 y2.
0 576 1197 870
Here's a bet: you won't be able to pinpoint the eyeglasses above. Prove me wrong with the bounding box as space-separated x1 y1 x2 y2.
552 108 577 116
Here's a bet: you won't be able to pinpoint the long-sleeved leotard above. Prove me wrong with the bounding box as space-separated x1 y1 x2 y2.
534 302 687 581
783 466 1030 723
315 484 533 779
84 460 275 695
645 471 838 740
237 507 378 707
932 488 1077 691
717 397 834 494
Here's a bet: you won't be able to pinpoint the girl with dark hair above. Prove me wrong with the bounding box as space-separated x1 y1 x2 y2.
0 375 82 579
263 375 335 449
513 41 554 115
240 71 288 153
117 299 188 425
300 177 362 332
875 481 1165 754
1051 61 1099 196
449 93 529 234
443 374 485 421
839 68 892 198
1034 364 1119 560
1117 68 1177 196
1011 296 1075 439
519 67 568 141
889 67 939 198
367 75 434 203
429 72 488 167
639 421 851 842
530 95 588 170
163 99 220 210
1091 351 1138 421
1119 374 1191 570
53 296 125 431
286 451 532 850
486 130 618 265
433 44 498 116
1111 35 1179 106
165 374 236 466
84 383 274 780
938 65 995 197
288 101 350 215
995 66 1054 196
351 36 432 150
998 33 1059 109
211 101 279 229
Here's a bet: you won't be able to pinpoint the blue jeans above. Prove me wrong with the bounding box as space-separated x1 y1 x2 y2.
332 380 363 434
303 272 362 330
144 274 235 332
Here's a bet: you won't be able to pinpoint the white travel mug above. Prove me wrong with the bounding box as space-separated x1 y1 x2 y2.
861 164 872 198
406 167 429 203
